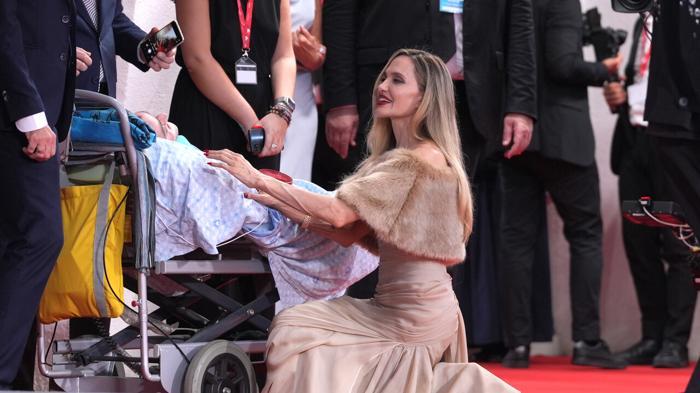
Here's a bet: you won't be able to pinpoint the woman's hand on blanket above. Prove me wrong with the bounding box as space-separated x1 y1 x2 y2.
243 191 280 209
205 149 264 189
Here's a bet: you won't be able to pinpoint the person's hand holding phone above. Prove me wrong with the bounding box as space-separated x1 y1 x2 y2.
145 27 176 72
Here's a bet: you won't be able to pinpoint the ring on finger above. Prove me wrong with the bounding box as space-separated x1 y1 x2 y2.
271 143 279 150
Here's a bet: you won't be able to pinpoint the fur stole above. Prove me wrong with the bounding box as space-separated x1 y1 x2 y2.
336 148 466 265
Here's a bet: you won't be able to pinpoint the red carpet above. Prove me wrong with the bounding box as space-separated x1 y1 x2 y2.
482 356 693 393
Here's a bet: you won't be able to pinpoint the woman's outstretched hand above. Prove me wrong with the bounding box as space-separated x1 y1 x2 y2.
244 191 282 210
205 149 263 189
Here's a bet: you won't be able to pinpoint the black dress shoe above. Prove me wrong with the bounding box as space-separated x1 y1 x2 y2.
653 341 689 368
502 345 530 368
572 340 627 369
616 339 661 365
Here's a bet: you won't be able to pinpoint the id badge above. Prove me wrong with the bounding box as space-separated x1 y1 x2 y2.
235 55 257 85
439 0 463 13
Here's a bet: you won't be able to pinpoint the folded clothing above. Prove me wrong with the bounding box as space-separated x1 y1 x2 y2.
71 108 156 150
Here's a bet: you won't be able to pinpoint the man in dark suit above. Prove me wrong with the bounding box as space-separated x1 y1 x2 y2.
633 1 700 389
498 0 625 369
0 0 76 388
319 0 536 184
319 0 537 298
70 0 175 341
74 0 175 97
604 15 695 369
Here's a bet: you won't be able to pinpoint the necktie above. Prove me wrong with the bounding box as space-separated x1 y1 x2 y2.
82 0 105 85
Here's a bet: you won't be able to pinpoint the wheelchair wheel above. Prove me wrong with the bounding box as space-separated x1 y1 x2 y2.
183 340 258 393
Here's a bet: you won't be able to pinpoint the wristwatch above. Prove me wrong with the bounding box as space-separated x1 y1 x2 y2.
273 96 296 112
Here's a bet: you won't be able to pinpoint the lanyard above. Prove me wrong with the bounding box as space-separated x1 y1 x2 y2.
236 0 255 52
638 29 652 79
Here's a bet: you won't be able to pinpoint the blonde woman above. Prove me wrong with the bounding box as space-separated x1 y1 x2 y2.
206 49 517 393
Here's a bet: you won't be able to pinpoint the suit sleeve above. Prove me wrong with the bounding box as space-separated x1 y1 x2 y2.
505 0 538 120
112 0 149 72
321 0 357 112
543 0 609 86
0 0 45 123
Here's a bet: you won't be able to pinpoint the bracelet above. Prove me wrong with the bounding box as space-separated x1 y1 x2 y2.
268 106 291 125
301 214 312 230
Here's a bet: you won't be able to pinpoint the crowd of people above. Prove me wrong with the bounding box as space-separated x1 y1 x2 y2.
1 0 700 391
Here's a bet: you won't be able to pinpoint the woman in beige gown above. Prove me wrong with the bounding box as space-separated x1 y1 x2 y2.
206 49 518 393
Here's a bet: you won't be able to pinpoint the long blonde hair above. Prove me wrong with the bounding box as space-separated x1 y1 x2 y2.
363 48 473 240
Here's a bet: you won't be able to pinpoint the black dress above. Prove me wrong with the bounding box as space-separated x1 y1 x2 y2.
170 0 281 169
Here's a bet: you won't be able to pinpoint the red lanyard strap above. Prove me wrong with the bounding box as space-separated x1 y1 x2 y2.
237 0 255 52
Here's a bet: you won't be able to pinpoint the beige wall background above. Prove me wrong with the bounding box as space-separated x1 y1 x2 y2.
116 0 700 358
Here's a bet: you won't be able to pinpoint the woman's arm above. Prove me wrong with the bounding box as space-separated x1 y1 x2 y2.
257 0 296 157
176 0 258 132
206 149 360 228
247 192 370 247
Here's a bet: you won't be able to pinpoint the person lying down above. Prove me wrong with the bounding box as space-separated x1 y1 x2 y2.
135 112 378 310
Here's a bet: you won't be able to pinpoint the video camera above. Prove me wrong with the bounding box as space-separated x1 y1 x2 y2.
611 0 656 13
582 7 627 62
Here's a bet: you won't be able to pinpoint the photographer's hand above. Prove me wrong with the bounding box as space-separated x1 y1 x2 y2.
602 52 623 76
502 113 534 159
603 80 627 110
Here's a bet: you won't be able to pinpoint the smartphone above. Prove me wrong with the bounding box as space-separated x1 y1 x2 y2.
139 21 184 63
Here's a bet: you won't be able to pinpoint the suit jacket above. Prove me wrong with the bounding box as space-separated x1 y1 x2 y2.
645 0 700 134
323 0 536 151
322 0 455 111
75 0 148 97
610 17 644 175
529 0 610 166
0 0 76 141
462 0 537 150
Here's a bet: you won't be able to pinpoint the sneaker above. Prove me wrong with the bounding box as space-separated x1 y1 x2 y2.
572 340 627 369
653 341 689 368
502 345 530 368
616 339 661 365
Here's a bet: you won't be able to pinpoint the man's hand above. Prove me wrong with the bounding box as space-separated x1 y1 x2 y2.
258 113 288 157
602 52 623 76
325 106 359 159
76 47 92 76
603 81 627 110
23 126 56 161
146 27 177 72
502 113 533 159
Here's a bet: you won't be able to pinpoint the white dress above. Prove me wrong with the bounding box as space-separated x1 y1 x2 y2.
280 0 318 181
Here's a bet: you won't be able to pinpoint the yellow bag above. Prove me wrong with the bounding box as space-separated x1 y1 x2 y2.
39 176 128 324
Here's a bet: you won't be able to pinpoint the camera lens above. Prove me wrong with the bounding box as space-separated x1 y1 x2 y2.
612 0 654 13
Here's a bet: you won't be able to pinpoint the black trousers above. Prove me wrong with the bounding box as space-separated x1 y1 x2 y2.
647 132 700 393
499 152 603 346
618 130 696 345
0 131 63 388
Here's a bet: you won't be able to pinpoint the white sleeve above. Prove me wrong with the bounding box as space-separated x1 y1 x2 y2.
15 112 48 133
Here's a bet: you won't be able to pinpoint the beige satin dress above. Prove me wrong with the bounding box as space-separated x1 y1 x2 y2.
262 242 519 393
